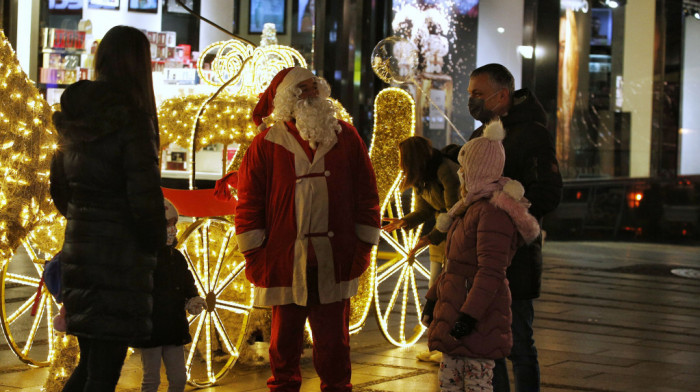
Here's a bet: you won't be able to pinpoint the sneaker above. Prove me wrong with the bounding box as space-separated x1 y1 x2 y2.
417 350 442 363
416 350 433 362
428 351 442 363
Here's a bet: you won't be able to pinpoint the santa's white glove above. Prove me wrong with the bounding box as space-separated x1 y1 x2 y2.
186 296 207 315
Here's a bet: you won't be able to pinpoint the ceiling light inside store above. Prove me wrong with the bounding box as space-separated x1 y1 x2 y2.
605 0 619 8
497 27 505 33
694 10 700 19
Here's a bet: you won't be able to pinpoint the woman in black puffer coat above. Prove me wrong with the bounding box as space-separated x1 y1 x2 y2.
50 26 167 392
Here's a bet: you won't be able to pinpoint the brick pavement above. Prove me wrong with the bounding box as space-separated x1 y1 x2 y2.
1 241 698 391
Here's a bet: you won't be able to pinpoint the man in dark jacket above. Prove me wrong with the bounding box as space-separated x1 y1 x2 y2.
467 63 562 392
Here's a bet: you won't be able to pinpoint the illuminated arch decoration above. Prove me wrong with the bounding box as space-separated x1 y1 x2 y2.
177 37 307 188
197 40 307 96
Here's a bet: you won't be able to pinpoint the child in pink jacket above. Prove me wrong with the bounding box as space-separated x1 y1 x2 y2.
421 120 540 391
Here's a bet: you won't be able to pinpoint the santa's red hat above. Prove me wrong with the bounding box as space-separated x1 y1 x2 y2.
252 66 316 131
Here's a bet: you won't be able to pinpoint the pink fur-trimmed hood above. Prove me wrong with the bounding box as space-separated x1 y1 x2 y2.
489 180 541 243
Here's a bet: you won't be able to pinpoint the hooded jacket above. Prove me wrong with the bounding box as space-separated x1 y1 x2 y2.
50 80 167 342
131 246 198 348
470 88 563 299
426 187 540 359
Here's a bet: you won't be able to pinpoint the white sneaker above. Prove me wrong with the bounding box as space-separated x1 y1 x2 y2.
428 351 442 363
417 350 442 363
416 350 433 361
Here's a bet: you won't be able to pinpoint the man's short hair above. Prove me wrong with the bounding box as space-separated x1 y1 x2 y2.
470 63 515 95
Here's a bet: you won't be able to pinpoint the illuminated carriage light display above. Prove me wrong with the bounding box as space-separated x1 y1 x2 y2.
0 23 432 386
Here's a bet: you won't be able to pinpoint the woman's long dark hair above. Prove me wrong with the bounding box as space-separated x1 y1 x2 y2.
399 136 435 191
94 26 158 131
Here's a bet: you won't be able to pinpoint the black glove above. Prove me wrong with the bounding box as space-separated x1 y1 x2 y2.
449 312 477 339
421 299 436 327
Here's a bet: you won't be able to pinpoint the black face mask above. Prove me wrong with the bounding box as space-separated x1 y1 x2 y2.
467 91 500 123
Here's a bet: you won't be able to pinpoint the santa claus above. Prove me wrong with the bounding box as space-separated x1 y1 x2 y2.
234 67 381 391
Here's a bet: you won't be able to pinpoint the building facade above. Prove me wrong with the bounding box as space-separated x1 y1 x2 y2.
3 0 698 242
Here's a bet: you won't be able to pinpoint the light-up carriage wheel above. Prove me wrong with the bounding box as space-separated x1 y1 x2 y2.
372 190 431 347
169 209 254 387
1 220 64 367
369 88 431 347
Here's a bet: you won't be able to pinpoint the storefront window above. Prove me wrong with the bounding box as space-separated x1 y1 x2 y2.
556 2 637 180
23 0 698 181
390 0 479 148
557 0 699 180
680 11 700 175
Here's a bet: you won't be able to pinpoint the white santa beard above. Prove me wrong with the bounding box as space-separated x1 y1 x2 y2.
293 97 341 149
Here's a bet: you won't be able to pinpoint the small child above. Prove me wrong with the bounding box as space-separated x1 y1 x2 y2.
42 251 66 332
133 198 207 392
421 120 540 391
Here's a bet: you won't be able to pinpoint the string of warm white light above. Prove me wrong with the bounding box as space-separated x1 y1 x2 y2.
176 218 253 387
197 40 307 97
368 87 430 347
0 30 60 266
369 88 415 204
43 333 79 392
0 31 68 383
158 93 259 154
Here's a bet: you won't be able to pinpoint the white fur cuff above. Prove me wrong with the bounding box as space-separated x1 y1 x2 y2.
237 229 266 252
356 224 381 245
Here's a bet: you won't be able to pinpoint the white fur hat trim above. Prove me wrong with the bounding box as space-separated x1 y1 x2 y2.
277 67 315 95
483 119 505 142
503 179 525 200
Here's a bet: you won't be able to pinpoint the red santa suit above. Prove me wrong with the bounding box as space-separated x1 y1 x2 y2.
234 67 380 391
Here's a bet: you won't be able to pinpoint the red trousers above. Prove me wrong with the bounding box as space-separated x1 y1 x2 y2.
267 294 351 391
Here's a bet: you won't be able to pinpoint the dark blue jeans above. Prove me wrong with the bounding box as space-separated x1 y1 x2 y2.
62 336 128 392
493 299 540 392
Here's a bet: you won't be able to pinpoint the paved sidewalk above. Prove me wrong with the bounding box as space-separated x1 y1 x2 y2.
1 241 699 391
